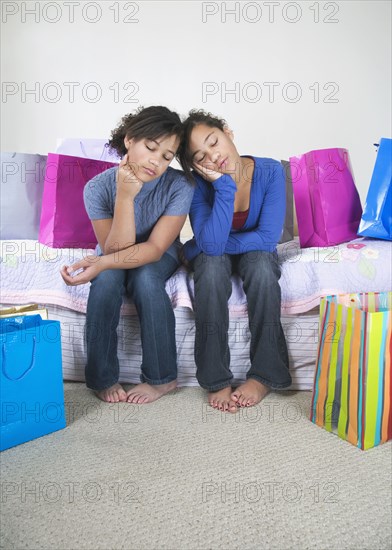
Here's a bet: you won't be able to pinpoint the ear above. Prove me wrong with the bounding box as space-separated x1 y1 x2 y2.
223 125 234 142
124 135 133 150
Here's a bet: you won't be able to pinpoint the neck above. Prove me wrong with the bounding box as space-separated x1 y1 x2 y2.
233 156 253 188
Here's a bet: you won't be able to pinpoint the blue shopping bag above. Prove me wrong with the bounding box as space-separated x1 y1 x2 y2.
0 315 66 451
358 138 392 240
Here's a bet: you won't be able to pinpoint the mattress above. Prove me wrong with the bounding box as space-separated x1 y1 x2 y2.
2 236 391 392
43 304 319 391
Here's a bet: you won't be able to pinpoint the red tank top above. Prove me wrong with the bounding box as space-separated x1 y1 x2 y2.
232 208 249 230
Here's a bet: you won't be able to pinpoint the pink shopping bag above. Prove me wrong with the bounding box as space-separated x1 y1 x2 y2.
289 149 362 248
38 153 117 248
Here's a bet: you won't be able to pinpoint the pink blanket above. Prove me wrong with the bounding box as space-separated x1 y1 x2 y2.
1 238 391 315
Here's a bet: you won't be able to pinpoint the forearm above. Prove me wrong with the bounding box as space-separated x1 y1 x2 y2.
225 231 278 254
103 191 136 254
99 241 163 271
192 175 236 255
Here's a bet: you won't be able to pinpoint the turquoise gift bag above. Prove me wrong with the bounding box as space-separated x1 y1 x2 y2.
358 138 392 240
0 315 66 451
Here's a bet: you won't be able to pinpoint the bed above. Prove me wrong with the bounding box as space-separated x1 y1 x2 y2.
1 236 391 391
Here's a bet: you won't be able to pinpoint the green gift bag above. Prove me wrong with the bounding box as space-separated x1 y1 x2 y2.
310 292 392 450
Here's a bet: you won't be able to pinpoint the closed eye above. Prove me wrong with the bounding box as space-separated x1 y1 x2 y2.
195 153 206 163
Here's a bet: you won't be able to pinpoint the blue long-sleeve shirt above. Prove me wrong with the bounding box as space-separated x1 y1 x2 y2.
183 157 286 261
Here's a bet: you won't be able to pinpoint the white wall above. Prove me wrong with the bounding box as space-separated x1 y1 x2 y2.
1 0 391 201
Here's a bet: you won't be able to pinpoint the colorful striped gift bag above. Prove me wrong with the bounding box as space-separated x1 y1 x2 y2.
310 292 392 450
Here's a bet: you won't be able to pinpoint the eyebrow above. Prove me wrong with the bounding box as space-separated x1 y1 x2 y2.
149 138 175 156
191 131 215 161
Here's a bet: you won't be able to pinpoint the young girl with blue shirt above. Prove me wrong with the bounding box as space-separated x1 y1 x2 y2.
177 110 291 413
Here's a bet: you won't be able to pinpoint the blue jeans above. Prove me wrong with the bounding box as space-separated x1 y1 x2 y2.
192 251 292 391
85 253 179 390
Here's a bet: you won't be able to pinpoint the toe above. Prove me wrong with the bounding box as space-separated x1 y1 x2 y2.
239 395 247 407
231 391 240 402
229 401 238 413
127 393 137 403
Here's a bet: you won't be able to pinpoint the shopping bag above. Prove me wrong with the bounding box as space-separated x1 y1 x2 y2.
289 149 363 248
56 138 120 163
0 304 48 320
0 315 66 451
310 292 392 450
38 153 117 248
1 152 47 239
358 138 392 240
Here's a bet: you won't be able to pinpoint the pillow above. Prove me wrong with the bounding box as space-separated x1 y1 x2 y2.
0 153 47 240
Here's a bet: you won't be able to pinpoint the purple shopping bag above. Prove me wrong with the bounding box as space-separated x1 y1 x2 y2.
289 148 362 248
38 153 117 248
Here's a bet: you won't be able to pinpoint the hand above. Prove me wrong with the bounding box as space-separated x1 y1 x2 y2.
193 162 222 183
178 244 190 268
116 154 143 199
60 255 105 286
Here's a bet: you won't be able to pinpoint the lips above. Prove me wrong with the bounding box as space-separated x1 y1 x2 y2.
219 157 228 170
143 167 156 177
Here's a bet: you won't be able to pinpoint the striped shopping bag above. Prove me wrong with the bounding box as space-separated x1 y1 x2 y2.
310 292 392 450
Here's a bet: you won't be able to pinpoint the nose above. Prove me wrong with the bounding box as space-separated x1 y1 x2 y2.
149 155 160 168
211 151 220 165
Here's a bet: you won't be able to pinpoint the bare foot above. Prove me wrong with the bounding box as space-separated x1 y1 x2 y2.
231 379 270 407
126 380 177 404
208 387 238 413
95 383 127 403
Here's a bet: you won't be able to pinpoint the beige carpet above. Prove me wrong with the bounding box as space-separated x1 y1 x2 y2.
1 383 391 550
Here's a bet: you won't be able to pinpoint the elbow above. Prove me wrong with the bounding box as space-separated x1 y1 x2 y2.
199 241 226 256
151 243 165 262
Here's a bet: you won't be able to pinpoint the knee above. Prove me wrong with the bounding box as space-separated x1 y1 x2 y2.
90 269 125 298
242 252 281 287
127 266 166 298
194 254 230 285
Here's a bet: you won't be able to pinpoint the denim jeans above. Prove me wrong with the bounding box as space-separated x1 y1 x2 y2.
85 253 179 390
192 251 291 391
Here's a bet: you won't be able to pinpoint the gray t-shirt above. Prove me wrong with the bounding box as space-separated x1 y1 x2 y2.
83 166 194 260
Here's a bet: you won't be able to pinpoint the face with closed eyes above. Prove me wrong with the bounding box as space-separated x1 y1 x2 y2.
124 134 180 182
188 123 241 176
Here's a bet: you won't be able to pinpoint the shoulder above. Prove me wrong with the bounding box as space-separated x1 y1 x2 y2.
160 167 194 195
84 166 117 192
253 157 283 171
161 166 188 185
252 157 284 186
83 166 117 203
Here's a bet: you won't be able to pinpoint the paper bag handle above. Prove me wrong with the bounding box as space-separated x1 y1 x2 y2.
2 337 36 381
79 141 108 161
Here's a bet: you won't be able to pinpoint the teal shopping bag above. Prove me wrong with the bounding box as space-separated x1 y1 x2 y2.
358 138 392 240
0 315 66 451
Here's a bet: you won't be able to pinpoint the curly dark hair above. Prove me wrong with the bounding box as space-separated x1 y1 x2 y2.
106 106 183 158
176 109 227 182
